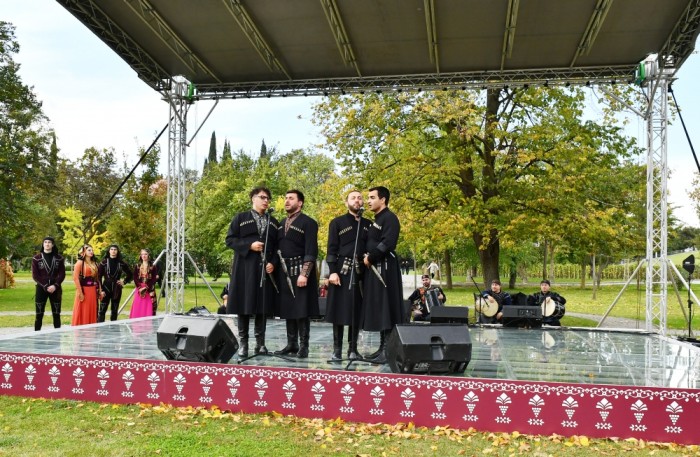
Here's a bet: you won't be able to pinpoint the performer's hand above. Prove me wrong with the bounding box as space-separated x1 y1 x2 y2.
297 275 308 288
117 280 124 286
438 293 444 300
99 291 106 299
329 273 341 286
496 311 503 320
251 241 264 252
363 254 370 267
265 263 274 274
47 285 56 294
78 292 84 302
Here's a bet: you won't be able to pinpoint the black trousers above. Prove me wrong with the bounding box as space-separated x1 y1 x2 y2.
35 285 62 331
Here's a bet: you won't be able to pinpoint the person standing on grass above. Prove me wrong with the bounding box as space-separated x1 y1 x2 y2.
31 236 66 331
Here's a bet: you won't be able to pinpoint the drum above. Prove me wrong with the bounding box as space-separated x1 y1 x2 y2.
474 294 498 317
542 296 565 319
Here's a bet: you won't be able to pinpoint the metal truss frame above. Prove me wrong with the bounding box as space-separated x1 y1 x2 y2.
644 67 672 334
194 65 637 100
163 78 189 314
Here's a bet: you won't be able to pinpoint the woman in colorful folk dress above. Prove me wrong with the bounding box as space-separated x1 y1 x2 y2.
71 244 101 326
130 248 158 318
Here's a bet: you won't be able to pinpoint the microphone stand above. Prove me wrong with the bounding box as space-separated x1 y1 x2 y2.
240 208 295 364
342 208 383 369
687 269 693 340
469 275 486 324
325 208 363 366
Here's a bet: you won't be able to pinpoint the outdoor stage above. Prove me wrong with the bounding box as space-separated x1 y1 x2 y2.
1 316 699 444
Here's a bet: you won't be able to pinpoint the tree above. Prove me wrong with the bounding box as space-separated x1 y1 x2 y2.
105 146 166 260
260 139 268 158
222 139 232 162
58 206 109 258
314 88 643 287
0 22 54 257
208 131 217 166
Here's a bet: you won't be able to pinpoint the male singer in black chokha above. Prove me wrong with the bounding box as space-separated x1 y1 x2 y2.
324 190 370 362
274 190 319 359
97 244 132 322
31 236 66 331
225 187 279 358
361 186 404 364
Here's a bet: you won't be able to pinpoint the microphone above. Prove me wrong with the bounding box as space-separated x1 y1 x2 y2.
267 208 275 214
357 207 365 215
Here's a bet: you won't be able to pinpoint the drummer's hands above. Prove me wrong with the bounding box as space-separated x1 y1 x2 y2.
496 311 503 320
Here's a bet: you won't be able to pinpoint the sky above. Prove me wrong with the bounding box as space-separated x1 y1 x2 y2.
4 0 700 227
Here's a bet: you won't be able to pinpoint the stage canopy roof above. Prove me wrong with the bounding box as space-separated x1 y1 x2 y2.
57 0 700 98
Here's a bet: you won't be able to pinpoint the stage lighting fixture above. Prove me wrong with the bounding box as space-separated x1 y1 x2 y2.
683 254 695 275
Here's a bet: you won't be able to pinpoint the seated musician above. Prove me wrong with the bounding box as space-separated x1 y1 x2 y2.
408 274 446 322
478 279 511 324
528 279 566 326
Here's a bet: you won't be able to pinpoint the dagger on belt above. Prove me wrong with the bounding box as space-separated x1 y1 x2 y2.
277 249 296 298
260 251 279 293
365 257 387 288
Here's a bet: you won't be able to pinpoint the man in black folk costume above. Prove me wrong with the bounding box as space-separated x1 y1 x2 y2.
528 279 566 326
324 190 370 361
97 244 132 322
361 186 404 364
274 190 319 359
225 187 279 358
31 236 66 331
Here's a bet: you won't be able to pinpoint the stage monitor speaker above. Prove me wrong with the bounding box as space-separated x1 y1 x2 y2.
430 306 469 324
157 315 238 364
502 305 542 328
386 324 472 374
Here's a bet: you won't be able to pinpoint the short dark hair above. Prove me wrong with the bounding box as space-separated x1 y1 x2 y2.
286 189 305 203
369 186 390 205
541 279 551 285
491 279 502 286
346 189 361 200
249 186 271 199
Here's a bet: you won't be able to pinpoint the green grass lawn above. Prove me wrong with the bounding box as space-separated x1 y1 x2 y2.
0 397 696 456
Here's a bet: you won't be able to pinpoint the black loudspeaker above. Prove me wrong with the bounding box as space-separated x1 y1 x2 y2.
502 305 542 328
430 306 469 324
386 324 472 374
157 315 238 363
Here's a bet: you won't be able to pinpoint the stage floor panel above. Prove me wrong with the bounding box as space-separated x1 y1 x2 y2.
0 316 698 388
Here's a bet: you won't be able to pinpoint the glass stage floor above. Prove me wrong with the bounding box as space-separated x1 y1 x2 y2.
1 316 698 389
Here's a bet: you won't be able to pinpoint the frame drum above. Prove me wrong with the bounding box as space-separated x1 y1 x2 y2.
474 295 498 317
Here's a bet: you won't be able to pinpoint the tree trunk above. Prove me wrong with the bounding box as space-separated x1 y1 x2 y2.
443 250 453 289
591 254 598 299
549 242 556 282
508 260 517 289
474 230 500 289
579 260 586 288
542 239 548 280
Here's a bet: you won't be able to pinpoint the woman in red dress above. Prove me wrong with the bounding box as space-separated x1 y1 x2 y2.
71 244 101 326
130 248 158 318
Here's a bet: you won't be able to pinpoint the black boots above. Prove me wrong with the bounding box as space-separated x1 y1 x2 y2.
275 319 299 355
366 329 389 364
297 318 311 359
330 325 344 362
347 326 360 360
253 314 268 354
237 315 249 358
